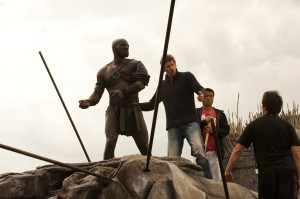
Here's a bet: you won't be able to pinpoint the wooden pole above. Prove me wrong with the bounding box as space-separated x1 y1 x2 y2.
0 143 110 183
39 51 91 162
144 0 176 171
210 119 230 199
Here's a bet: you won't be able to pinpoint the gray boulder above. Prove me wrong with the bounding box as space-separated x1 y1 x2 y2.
222 136 258 191
0 155 257 199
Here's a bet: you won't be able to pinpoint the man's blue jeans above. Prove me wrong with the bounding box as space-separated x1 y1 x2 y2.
168 122 212 179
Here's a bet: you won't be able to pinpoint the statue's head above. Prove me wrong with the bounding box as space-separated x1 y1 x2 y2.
112 39 129 58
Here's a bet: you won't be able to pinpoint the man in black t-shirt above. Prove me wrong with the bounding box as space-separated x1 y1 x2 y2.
225 91 300 199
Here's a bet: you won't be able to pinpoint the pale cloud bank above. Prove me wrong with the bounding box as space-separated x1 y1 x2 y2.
0 0 299 173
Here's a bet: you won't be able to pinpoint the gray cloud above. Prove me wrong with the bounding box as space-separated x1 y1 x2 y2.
0 0 299 173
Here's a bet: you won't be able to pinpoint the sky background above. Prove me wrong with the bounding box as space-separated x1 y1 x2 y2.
0 0 300 173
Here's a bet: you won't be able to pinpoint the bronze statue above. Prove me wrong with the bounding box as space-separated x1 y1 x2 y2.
79 39 150 160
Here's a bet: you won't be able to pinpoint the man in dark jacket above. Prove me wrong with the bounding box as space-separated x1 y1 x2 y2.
140 54 212 179
225 90 300 199
197 88 230 180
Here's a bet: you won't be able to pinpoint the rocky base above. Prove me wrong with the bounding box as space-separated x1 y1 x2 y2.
0 155 257 199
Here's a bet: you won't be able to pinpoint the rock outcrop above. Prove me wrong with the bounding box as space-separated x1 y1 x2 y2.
222 137 257 191
0 155 258 199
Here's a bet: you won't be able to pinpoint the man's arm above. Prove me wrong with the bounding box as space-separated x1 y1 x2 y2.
186 72 206 100
79 70 105 109
224 143 245 181
139 91 157 111
197 91 205 102
110 80 145 104
110 61 150 104
217 111 230 138
123 60 149 94
291 146 300 193
121 80 145 95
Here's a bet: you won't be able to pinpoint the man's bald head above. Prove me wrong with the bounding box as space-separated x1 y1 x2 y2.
112 39 129 58
112 39 128 48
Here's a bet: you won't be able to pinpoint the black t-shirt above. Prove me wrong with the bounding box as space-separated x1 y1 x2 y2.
140 71 205 130
238 114 300 170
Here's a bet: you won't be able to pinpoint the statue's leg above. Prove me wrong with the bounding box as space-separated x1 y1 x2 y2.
132 112 148 155
104 106 119 160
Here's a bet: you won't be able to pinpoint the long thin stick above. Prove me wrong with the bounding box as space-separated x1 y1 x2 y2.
0 143 110 183
204 132 209 151
210 119 230 199
39 51 91 162
144 0 176 171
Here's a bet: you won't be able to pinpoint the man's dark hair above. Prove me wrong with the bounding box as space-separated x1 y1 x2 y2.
160 54 176 65
262 90 283 115
205 88 215 96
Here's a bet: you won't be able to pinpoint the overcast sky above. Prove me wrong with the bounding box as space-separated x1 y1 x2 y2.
0 0 300 174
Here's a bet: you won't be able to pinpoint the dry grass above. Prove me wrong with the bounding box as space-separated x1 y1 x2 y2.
281 101 300 130
227 110 244 140
227 98 300 140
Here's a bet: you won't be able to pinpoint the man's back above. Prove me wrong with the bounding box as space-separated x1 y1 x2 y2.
239 114 299 169
225 91 300 198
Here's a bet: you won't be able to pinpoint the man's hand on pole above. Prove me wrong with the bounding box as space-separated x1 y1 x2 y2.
204 114 213 151
205 114 214 134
